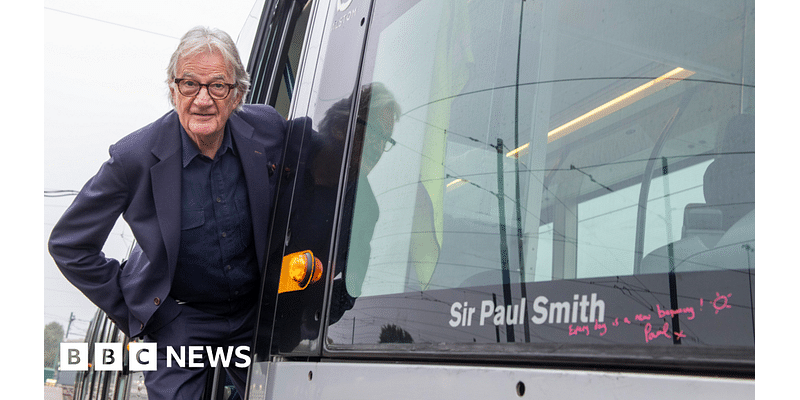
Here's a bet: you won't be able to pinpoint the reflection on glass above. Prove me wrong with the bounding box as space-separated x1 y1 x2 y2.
330 0 754 355
343 0 754 295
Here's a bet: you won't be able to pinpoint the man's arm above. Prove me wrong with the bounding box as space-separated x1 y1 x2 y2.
48 149 132 334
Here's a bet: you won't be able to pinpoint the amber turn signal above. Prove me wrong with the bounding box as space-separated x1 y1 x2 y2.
279 250 323 294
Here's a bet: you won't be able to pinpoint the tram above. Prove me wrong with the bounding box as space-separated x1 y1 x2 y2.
72 0 755 398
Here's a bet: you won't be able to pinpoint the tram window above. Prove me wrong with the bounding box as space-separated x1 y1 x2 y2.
327 0 754 361
337 0 754 295
273 0 313 117
245 0 314 116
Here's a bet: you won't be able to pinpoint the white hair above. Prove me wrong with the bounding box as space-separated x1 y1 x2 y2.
166 26 251 110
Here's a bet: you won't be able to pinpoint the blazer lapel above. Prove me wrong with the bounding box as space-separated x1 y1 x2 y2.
230 115 271 271
149 113 182 282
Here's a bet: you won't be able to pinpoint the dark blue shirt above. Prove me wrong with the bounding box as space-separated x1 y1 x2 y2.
171 124 259 311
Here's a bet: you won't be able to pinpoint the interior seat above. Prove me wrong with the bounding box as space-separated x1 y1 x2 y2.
640 114 754 274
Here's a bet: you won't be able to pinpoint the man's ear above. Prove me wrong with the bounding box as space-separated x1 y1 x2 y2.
234 89 245 108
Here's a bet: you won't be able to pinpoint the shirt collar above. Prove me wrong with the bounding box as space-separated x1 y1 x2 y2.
180 123 236 167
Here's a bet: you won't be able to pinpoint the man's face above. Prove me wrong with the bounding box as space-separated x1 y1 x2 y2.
171 51 242 145
359 107 396 174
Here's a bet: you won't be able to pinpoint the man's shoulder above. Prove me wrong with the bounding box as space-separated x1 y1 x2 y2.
234 104 287 131
239 103 283 117
110 111 179 158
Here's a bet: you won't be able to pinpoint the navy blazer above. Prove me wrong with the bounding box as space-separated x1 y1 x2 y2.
49 105 287 338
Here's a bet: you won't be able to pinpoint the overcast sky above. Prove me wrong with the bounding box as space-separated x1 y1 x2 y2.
42 0 264 340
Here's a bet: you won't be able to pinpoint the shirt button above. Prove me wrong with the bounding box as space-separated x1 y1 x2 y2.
216 197 222 203
153 297 161 305
226 265 232 270
221 232 227 238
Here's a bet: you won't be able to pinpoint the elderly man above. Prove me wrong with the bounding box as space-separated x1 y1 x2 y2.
48 26 286 399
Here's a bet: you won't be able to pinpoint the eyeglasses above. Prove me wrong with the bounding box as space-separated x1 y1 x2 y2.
174 78 237 100
357 118 396 152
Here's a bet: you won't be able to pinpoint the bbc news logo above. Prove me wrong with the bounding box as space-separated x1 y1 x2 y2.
59 343 251 371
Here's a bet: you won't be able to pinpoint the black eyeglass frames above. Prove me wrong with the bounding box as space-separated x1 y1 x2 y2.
174 78 237 100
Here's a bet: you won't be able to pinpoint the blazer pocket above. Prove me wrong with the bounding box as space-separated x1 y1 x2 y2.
181 209 205 230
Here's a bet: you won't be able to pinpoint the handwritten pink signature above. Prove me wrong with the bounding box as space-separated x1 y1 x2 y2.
563 291 734 343
644 322 685 343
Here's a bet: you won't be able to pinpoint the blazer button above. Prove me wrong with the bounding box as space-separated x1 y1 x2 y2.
154 297 161 305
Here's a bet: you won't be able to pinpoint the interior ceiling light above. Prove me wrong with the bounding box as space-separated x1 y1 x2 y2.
446 178 468 191
503 67 695 158
547 67 695 143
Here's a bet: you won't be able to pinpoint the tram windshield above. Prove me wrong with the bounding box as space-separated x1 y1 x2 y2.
327 0 754 365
